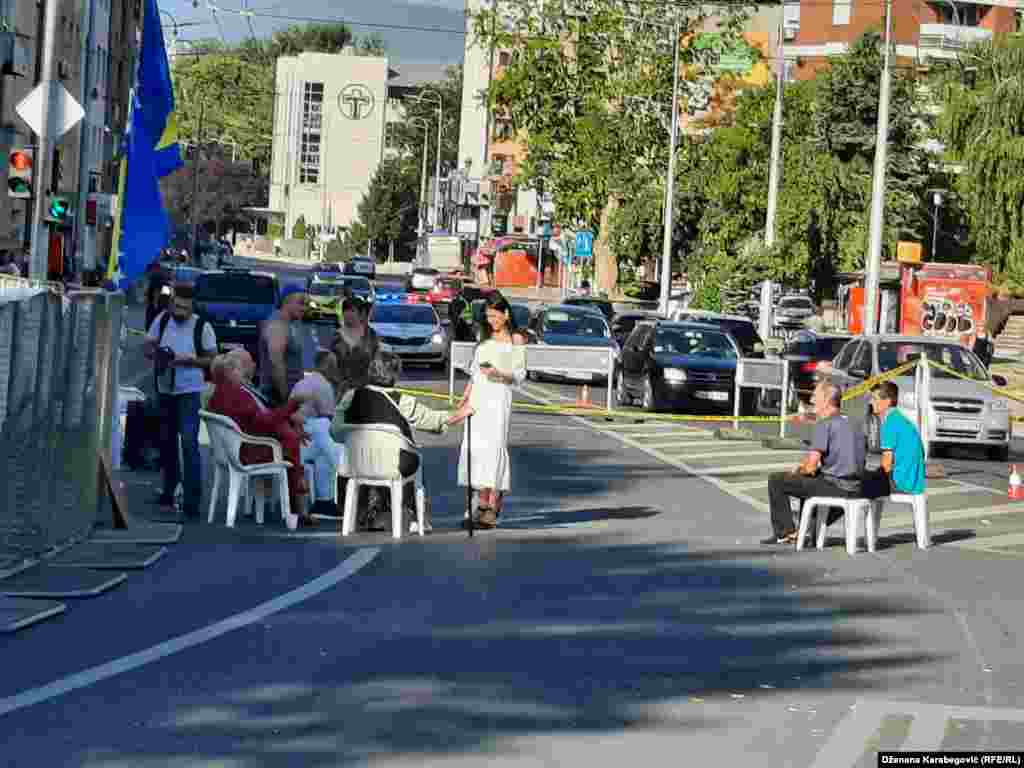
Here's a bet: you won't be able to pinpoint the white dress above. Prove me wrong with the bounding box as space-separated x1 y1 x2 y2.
458 339 527 492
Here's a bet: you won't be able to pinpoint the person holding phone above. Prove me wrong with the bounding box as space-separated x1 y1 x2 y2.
458 292 527 528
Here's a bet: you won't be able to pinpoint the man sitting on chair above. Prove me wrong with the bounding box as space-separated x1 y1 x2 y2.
763 379 866 545
291 350 347 517
861 380 926 500
331 344 472 532
208 350 316 527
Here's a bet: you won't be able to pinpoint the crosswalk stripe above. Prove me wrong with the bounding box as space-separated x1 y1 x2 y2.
673 448 806 460
948 531 1024 550
881 502 1024 529
606 429 711 439
645 439 762 450
692 462 797 476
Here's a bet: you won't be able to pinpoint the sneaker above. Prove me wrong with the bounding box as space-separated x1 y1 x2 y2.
761 532 798 545
409 519 432 534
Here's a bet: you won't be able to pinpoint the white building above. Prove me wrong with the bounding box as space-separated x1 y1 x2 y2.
269 50 413 236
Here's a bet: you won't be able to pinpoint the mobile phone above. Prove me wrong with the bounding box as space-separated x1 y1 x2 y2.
479 362 493 369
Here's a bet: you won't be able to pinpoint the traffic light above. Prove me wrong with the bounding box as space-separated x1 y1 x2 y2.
47 196 70 224
7 148 33 199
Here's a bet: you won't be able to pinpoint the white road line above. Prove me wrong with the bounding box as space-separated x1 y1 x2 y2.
679 448 806 460
881 502 1024 530
643 439 757 450
691 462 799 477
809 700 887 768
949 531 1024 550
604 429 712 439
0 547 379 717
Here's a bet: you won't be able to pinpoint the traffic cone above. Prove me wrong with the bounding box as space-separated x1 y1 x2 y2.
1009 465 1024 500
575 384 594 408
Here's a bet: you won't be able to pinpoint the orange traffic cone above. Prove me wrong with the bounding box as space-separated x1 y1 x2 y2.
1010 465 1024 500
574 384 594 408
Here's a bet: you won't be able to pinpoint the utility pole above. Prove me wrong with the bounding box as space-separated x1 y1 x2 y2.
189 100 205 263
658 19 681 317
75 0 99 278
28 0 63 280
761 11 786 342
535 176 545 291
863 0 894 336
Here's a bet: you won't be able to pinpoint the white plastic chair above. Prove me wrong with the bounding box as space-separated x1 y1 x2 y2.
797 496 877 555
335 424 425 539
200 410 297 530
878 493 930 549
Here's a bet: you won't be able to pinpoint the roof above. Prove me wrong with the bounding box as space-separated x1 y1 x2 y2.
862 334 969 345
676 309 752 322
543 304 608 318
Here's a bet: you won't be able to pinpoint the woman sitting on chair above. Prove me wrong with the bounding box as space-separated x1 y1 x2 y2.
208 351 315 527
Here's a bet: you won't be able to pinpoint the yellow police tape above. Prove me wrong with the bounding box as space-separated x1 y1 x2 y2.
839 359 918 401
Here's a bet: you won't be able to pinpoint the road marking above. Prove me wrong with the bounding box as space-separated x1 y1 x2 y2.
678 448 806 460
949 531 1024 551
0 547 379 717
691 462 799 477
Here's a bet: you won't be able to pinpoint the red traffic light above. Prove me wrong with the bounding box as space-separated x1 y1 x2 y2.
9 151 32 171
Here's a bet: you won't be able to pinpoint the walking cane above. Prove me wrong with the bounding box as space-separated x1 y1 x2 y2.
466 414 474 537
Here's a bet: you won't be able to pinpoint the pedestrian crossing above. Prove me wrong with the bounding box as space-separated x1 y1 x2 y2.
812 699 1024 767
572 411 1024 556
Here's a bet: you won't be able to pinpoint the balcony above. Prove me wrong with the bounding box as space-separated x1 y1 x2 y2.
918 23 992 60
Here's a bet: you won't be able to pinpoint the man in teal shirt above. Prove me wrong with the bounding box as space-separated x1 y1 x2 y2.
862 380 926 498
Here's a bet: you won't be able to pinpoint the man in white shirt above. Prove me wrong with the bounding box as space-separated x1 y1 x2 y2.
144 283 217 519
291 350 346 515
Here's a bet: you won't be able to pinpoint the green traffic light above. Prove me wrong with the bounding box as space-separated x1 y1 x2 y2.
49 197 69 219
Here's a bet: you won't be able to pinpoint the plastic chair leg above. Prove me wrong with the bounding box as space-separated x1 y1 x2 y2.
865 502 880 553
255 479 267 525
815 507 829 550
391 480 404 539
342 480 359 536
415 485 426 537
796 500 814 551
914 498 930 549
207 465 222 524
279 471 297 531
225 471 242 528
845 504 859 555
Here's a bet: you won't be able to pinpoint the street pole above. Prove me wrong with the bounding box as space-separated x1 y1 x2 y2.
75 0 99 278
535 178 544 292
658 19 681 317
863 0 894 336
418 125 428 238
29 0 63 280
189 100 205 263
434 100 443 230
761 11 786 342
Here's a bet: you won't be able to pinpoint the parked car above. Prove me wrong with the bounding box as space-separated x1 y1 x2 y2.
774 294 816 329
617 320 757 413
563 295 615 323
406 267 440 294
831 335 1011 460
427 275 463 307
370 301 449 368
758 330 854 412
610 311 657 347
193 268 280 364
304 275 376 323
311 262 343 276
526 304 617 382
345 257 377 280
670 309 765 357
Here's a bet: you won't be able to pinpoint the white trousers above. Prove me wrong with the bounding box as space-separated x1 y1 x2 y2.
301 417 345 501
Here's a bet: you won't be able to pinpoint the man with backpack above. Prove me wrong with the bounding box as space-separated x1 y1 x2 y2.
144 282 217 519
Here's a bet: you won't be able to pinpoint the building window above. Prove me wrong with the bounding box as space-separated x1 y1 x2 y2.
491 154 510 175
932 2 979 25
300 81 323 185
832 0 852 25
493 119 513 141
385 121 400 149
498 50 511 66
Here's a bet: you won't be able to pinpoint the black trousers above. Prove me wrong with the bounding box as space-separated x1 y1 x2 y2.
861 469 892 500
768 472 859 538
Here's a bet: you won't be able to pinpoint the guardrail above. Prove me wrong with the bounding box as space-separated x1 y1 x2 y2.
449 341 616 412
734 358 791 435
0 286 121 572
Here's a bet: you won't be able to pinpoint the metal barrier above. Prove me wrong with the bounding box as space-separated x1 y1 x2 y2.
449 341 616 412
734 358 790 436
0 287 121 572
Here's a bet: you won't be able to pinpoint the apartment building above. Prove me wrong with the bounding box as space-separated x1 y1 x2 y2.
0 0 137 271
782 0 1021 77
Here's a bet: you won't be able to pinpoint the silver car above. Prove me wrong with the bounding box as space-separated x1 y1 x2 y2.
370 302 449 369
830 335 1010 460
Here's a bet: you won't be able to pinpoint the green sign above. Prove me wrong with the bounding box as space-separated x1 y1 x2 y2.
694 33 757 74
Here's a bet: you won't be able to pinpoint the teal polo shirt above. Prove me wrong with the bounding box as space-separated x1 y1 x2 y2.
881 407 926 495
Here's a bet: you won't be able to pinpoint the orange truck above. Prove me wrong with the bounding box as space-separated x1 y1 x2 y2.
841 262 992 346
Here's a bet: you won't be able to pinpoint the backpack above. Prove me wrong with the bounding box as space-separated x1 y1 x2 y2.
155 311 214 389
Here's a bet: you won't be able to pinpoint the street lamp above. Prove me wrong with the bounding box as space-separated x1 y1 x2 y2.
409 116 431 243
417 89 444 232
928 188 947 260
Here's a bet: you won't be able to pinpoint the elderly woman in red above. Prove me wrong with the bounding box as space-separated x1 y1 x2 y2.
208 349 315 526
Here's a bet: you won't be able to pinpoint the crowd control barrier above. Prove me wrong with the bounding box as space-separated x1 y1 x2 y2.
449 341 616 412
0 286 121 572
734 358 790 436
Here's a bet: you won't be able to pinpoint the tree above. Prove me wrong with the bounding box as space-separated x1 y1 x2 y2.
938 37 1024 279
349 158 420 260
471 1 752 294
392 65 463 178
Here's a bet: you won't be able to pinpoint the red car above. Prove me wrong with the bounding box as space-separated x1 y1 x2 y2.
427 276 463 305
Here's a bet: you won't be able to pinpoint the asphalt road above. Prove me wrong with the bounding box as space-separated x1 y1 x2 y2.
42 254 1024 765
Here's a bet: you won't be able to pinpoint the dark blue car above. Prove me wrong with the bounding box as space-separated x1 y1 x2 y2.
526 304 618 383
193 268 281 364
617 320 755 413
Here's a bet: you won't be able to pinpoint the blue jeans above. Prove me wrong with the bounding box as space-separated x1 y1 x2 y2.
159 392 202 516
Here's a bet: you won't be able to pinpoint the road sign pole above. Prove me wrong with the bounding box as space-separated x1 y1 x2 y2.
28 0 62 280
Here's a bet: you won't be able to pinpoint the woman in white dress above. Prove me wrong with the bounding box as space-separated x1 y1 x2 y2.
458 292 527 528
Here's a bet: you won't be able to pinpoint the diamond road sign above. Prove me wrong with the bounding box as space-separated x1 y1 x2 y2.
16 81 85 140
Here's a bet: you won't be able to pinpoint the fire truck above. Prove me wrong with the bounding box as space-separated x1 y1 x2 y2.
838 256 992 347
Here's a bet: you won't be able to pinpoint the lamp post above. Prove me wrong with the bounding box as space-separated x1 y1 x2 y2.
417 89 444 232
929 189 946 260
410 117 431 248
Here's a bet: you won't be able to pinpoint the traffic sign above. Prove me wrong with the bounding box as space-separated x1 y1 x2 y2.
575 230 594 260
16 80 84 140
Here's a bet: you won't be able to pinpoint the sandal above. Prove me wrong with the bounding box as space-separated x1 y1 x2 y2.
475 506 498 529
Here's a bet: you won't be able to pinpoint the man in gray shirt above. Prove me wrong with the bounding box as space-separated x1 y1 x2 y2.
764 379 866 545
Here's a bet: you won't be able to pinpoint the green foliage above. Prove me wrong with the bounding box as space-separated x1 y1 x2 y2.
161 149 267 233
938 36 1024 279
267 222 283 239
391 65 462 174
292 215 307 240
350 157 420 260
